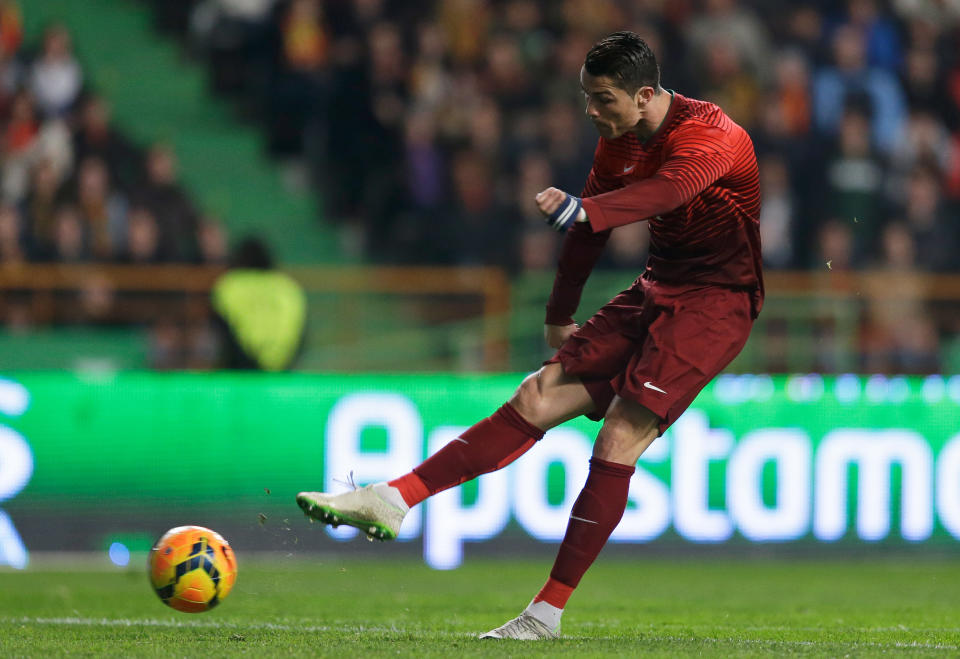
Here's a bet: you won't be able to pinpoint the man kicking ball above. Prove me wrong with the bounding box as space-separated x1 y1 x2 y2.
297 30 763 640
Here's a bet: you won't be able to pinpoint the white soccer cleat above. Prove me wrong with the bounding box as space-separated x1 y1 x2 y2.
296 483 408 541
478 612 560 640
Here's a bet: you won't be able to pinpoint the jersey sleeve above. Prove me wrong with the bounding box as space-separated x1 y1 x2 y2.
544 141 615 326
545 220 611 325
580 121 736 231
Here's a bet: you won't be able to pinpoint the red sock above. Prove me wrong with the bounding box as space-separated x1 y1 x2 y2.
388 403 544 507
533 578 574 609
537 457 635 608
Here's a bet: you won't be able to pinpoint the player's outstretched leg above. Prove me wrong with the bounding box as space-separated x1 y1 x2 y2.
298 365 594 541
297 402 544 540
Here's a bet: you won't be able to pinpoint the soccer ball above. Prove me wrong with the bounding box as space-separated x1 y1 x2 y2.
148 526 238 613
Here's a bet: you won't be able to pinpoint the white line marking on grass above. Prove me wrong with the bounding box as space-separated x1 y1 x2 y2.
4 618 958 650
741 624 960 634
0 617 469 637
574 625 960 651
4 617 330 631
623 634 959 651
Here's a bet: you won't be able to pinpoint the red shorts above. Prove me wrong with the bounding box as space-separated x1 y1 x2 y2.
547 278 754 434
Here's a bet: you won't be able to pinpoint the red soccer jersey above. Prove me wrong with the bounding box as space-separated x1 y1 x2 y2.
546 92 763 325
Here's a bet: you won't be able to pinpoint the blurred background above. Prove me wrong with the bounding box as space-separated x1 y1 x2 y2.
1 0 959 567
2 0 959 373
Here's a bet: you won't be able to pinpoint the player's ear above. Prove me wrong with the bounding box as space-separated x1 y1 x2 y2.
635 85 655 108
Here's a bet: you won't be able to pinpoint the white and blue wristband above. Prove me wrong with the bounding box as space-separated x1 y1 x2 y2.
546 194 587 232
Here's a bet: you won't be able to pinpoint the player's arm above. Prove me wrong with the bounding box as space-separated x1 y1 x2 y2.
581 122 736 231
540 152 618 347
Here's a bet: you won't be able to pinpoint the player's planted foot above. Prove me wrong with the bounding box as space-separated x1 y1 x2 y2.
479 609 561 640
296 483 408 541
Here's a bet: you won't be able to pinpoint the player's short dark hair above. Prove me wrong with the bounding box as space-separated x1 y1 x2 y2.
584 31 660 94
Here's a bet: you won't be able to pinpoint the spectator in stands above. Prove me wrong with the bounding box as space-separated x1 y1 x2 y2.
267 0 331 154
814 218 857 272
900 45 953 127
441 149 518 272
189 0 276 96
211 236 307 371
0 203 25 264
148 317 183 370
844 0 902 73
514 152 557 272
812 23 906 154
770 49 813 139
863 221 940 373
559 0 623 42
821 108 886 260
73 156 128 260
1 89 38 197
480 32 540 113
72 95 141 193
696 34 761 129
196 216 230 264
133 142 199 262
896 163 957 272
0 1 23 58
407 21 453 111
541 98 594 195
45 203 89 263
0 48 22 119
758 155 796 269
439 0 491 68
75 273 116 325
2 88 73 203
498 0 551 73
28 22 83 118
119 205 162 264
887 110 951 202
401 108 445 214
685 0 772 81
21 158 60 258
893 0 960 24
183 318 219 370
779 4 826 66
0 1 23 124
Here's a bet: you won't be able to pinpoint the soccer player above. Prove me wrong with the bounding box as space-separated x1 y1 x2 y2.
297 31 762 639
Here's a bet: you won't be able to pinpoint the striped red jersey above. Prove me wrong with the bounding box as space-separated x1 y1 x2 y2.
546 92 763 325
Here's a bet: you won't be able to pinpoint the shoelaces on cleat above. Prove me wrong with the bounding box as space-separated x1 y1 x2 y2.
332 470 360 492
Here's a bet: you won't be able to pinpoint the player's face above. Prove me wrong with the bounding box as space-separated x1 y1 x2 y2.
580 67 644 140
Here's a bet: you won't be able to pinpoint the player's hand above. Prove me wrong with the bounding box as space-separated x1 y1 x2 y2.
536 187 584 232
544 323 578 349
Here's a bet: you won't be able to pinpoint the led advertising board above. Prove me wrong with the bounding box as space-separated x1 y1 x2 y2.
1 373 958 569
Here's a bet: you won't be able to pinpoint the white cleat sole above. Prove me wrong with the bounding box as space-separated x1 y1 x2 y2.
296 485 404 541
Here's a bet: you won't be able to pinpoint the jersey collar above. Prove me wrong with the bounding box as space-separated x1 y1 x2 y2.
638 90 676 146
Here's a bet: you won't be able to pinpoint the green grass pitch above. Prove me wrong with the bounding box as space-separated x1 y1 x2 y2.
1 556 958 656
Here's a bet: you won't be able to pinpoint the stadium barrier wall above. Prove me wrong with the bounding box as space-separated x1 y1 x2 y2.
2 372 959 569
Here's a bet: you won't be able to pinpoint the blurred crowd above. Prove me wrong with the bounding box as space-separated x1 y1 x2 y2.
150 0 960 278
0 2 234 367
4 0 960 372
142 0 960 373
0 5 229 269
